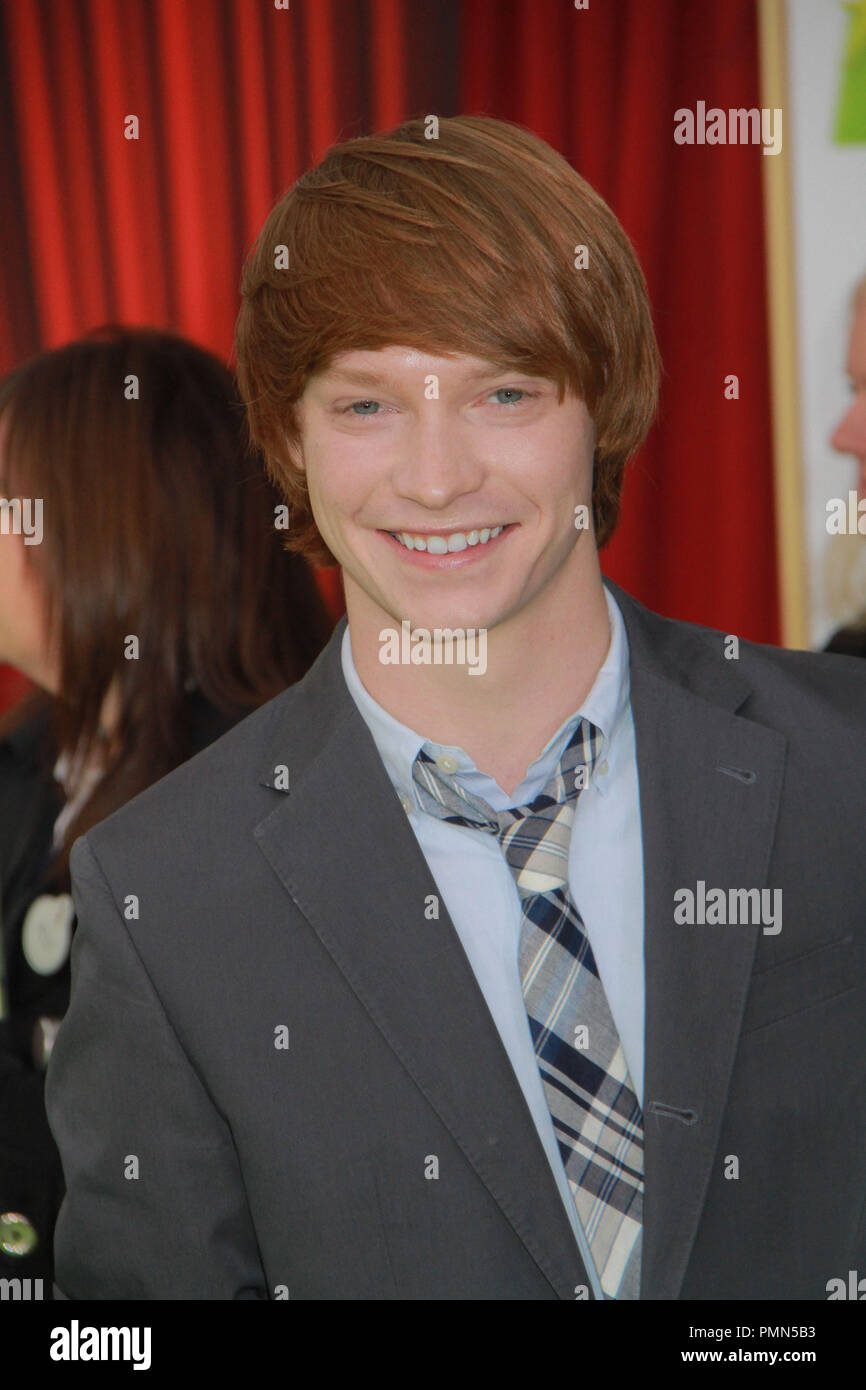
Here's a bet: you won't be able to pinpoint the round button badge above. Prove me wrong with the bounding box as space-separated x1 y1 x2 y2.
0 1211 38 1257
21 893 74 975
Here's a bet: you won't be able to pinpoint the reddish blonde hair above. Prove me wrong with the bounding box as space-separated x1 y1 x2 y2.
235 114 660 567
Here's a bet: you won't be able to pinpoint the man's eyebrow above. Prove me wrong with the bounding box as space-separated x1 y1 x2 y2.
321 361 517 388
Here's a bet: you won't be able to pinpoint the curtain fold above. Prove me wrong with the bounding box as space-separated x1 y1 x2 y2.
460 0 778 640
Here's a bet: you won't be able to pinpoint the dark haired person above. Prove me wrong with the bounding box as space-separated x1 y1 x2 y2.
47 118 866 1300
0 326 333 1290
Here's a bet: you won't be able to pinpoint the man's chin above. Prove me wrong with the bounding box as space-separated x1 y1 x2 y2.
375 596 502 635
343 562 514 638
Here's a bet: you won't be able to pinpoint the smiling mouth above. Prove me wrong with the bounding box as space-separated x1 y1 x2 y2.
384 525 512 554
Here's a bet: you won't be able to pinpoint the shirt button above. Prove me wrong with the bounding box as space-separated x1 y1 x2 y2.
435 753 459 775
597 759 609 776
400 794 414 815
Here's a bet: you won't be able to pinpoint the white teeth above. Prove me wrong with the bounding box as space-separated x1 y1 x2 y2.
391 525 506 553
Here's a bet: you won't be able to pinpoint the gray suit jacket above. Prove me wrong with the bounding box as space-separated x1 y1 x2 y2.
45 579 866 1299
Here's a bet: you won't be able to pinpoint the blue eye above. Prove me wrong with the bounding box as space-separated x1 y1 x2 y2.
339 387 542 418
491 388 541 407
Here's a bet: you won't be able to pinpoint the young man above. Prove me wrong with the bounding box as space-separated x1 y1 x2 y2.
46 115 866 1300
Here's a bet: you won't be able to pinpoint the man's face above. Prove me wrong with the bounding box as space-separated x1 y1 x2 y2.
831 303 866 499
291 346 598 637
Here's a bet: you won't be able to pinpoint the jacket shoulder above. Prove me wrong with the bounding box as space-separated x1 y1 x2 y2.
631 592 866 728
720 629 866 726
78 681 309 872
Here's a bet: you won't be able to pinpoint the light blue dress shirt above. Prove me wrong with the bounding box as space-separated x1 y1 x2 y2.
340 581 645 1297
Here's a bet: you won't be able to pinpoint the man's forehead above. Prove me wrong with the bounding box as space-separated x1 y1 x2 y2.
319 347 510 381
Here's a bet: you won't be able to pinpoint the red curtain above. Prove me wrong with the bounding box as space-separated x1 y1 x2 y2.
0 0 778 711
461 0 778 639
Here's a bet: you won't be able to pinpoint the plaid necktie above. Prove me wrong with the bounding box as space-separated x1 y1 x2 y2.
412 719 644 1299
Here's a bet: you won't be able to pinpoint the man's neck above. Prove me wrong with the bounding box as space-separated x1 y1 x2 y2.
346 563 611 799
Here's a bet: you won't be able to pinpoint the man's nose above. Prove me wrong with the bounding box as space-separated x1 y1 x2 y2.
390 414 485 508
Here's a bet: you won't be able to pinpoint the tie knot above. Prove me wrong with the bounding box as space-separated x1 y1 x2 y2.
411 717 603 896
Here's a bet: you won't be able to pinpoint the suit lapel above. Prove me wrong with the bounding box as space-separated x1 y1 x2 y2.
253 580 787 1300
253 622 590 1298
604 580 787 1298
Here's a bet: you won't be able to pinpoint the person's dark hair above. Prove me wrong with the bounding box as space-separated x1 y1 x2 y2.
0 325 334 874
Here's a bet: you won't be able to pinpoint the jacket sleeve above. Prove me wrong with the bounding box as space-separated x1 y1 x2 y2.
44 834 267 1299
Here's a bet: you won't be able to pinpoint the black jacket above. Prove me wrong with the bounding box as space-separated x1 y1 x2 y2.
44 581 866 1299
0 693 242 1290
824 622 866 659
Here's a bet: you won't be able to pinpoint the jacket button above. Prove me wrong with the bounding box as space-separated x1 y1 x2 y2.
0 1212 39 1257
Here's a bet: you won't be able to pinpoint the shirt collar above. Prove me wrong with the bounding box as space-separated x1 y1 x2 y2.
341 580 630 813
